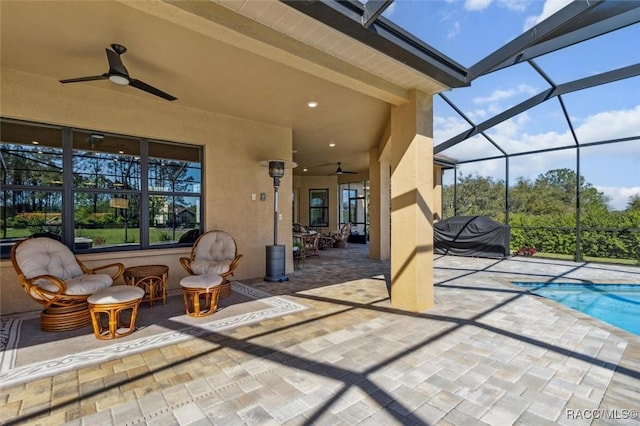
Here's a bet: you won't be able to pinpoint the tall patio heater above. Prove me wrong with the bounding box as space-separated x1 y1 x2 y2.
260 159 297 282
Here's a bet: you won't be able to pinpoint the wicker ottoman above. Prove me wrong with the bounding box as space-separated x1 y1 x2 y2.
88 286 145 340
180 273 223 317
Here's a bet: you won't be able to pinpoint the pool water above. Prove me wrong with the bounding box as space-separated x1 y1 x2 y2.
513 283 640 336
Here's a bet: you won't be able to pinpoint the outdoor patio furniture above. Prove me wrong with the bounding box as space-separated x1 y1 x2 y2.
303 233 320 256
434 215 510 259
293 223 321 255
179 230 243 298
318 234 334 249
10 237 125 332
124 264 169 307
87 285 145 340
180 273 222 317
330 223 351 248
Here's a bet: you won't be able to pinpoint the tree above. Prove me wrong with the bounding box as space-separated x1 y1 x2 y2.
627 195 640 212
442 173 505 221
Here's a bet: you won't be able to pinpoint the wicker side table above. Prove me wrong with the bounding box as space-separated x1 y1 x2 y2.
124 264 169 307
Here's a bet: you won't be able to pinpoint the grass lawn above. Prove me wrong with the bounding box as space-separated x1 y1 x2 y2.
75 228 190 245
535 252 638 266
4 227 190 246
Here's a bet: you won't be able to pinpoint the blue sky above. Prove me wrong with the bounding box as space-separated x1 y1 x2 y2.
379 0 639 210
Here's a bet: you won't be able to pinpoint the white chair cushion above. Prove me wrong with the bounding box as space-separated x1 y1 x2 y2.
180 273 222 290
194 231 236 264
88 286 145 304
16 237 83 280
32 273 113 298
189 259 231 276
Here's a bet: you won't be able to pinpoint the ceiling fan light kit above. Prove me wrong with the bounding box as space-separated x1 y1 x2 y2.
59 43 177 101
108 74 129 85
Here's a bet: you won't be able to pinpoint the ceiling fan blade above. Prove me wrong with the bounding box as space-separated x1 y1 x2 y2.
129 78 177 101
60 74 108 84
59 44 176 101
331 162 358 175
105 48 128 76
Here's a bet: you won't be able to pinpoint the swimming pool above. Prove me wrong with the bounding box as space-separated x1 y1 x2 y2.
513 282 640 336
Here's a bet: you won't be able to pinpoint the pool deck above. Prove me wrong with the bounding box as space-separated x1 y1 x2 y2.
1 245 639 425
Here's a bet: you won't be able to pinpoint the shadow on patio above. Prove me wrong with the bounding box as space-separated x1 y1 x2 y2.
2 244 639 425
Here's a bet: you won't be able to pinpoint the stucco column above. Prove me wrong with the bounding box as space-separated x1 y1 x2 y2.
369 147 381 260
390 90 434 312
379 148 391 261
368 145 391 261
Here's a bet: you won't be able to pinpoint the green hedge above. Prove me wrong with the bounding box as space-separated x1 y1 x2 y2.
509 212 640 261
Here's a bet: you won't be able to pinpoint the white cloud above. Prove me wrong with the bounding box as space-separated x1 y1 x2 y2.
464 0 493 11
597 186 640 211
472 84 538 105
463 0 530 12
434 115 471 142
492 112 530 138
434 105 640 210
574 105 640 143
524 0 572 31
436 105 640 152
448 21 461 39
468 108 488 121
498 0 530 12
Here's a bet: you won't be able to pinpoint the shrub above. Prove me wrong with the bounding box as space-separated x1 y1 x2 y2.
513 246 537 257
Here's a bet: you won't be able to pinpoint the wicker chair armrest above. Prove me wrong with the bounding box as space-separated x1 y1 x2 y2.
179 257 195 275
91 262 125 280
26 274 68 295
229 254 243 273
220 255 243 280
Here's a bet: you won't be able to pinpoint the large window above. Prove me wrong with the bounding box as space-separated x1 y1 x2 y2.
309 189 329 227
338 181 369 241
1 119 203 257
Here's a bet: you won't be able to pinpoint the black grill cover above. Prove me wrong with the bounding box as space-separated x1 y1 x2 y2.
434 216 510 258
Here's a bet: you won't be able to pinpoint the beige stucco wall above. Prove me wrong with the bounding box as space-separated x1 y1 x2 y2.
0 69 295 314
294 175 339 234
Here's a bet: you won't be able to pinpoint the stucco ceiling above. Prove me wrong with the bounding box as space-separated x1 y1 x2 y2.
1 0 446 176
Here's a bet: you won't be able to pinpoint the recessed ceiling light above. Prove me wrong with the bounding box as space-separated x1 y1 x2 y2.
329 143 336 147
118 150 124 154
32 141 39 145
307 101 318 108
303 168 308 172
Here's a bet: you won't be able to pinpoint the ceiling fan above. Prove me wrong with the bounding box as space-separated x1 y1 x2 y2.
59 43 177 101
331 162 358 175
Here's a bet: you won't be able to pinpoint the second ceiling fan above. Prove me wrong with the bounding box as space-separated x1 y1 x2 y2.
331 162 357 175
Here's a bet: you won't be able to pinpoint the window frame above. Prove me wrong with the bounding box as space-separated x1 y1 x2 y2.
308 188 329 227
0 118 203 258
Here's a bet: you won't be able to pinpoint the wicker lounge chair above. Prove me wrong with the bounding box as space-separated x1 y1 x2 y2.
179 230 243 297
10 237 124 332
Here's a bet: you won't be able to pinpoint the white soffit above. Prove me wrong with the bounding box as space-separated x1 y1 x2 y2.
213 0 449 100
